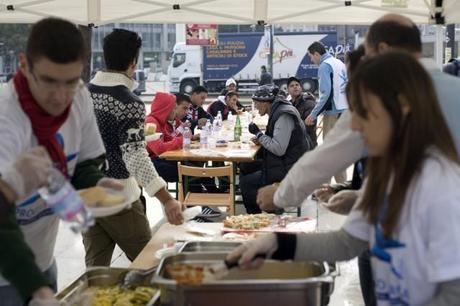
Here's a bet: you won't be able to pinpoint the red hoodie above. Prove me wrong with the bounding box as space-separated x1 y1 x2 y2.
145 92 183 158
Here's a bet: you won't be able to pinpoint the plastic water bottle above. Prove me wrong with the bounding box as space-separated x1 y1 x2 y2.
228 112 234 127
183 125 192 151
200 122 208 149
216 111 223 129
39 167 94 233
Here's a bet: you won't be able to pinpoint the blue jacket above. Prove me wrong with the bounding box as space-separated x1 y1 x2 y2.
310 53 344 118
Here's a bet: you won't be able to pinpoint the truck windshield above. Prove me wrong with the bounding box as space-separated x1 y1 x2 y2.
172 53 186 67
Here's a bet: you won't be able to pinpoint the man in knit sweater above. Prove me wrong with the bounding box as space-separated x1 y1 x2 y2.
88 29 184 267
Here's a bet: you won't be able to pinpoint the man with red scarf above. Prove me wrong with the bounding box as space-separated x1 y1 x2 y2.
0 18 117 305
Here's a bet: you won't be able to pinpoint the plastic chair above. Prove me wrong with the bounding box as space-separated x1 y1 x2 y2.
178 162 235 215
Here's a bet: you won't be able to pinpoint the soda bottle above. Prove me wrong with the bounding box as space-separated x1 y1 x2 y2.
234 114 242 141
183 124 192 151
39 167 94 233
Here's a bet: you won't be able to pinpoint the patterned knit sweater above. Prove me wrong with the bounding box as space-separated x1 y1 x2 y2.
88 71 166 197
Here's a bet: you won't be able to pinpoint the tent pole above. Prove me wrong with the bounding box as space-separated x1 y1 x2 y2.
79 25 92 83
265 24 274 76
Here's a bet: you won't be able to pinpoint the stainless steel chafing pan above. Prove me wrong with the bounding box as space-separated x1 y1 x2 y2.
153 252 334 306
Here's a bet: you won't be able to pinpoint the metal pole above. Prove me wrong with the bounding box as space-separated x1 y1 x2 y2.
264 24 274 75
434 25 444 68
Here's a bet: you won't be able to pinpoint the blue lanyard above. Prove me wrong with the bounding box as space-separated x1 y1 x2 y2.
370 194 406 279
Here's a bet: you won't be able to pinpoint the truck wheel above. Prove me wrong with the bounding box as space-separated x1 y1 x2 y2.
302 79 317 93
180 80 197 94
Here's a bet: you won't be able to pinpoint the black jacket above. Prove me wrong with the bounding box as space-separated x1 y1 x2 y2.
183 105 213 133
263 99 309 184
291 92 318 147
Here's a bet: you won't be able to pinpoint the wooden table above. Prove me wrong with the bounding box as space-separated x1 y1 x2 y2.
130 222 224 270
159 142 260 162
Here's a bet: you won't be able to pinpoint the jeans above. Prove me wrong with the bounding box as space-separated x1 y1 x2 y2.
0 260 57 306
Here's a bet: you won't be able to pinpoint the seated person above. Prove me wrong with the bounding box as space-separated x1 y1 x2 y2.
183 85 213 133
146 93 215 192
222 78 245 110
287 76 317 147
207 91 240 120
146 92 190 182
240 85 310 214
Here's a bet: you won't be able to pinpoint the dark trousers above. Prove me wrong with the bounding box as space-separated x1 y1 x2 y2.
153 158 179 182
358 250 376 306
240 170 265 214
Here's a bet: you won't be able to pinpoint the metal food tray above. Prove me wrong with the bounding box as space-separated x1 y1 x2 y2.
179 241 241 253
153 252 334 306
56 267 160 306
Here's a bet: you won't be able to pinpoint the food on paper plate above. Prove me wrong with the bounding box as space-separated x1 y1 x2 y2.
144 123 157 135
86 285 157 306
223 213 275 230
79 186 125 207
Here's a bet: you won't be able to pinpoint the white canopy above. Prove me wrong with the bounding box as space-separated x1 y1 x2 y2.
0 0 459 25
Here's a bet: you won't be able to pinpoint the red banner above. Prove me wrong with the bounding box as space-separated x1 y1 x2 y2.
186 24 218 46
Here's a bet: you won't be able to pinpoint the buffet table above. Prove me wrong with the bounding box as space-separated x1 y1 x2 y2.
130 222 224 270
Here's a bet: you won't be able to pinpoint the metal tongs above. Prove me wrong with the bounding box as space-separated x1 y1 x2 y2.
121 266 156 289
206 253 267 280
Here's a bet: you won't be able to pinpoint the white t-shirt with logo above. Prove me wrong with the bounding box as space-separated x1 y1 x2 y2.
0 81 105 287
343 150 460 306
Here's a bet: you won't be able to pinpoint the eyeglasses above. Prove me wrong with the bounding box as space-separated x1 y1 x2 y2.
30 69 82 93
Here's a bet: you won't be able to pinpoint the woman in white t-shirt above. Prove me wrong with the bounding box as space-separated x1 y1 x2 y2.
227 52 460 306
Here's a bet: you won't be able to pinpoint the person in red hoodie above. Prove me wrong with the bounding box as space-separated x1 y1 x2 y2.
146 93 218 194
146 92 190 182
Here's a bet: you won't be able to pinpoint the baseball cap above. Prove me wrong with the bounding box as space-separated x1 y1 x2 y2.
287 76 301 87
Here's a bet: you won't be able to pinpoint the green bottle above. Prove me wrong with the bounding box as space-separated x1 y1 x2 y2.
234 114 242 141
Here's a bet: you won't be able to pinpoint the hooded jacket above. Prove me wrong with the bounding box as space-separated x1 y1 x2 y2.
146 92 183 158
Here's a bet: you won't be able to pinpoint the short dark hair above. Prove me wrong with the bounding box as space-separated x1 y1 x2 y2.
192 85 208 94
366 20 422 53
175 93 192 105
308 41 326 55
261 65 267 71
103 29 142 71
26 17 86 66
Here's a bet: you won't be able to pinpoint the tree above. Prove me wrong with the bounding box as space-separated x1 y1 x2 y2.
0 24 30 74
0 24 30 55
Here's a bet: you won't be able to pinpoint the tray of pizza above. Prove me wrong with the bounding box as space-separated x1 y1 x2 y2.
222 213 316 234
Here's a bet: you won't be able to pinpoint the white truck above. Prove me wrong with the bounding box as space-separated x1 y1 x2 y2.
168 31 351 94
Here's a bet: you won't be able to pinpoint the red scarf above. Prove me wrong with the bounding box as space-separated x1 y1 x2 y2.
14 71 71 176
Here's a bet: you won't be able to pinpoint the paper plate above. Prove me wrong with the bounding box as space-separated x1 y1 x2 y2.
80 187 137 218
145 133 162 142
